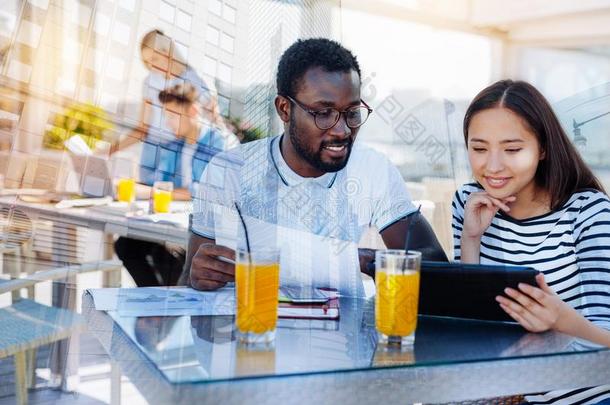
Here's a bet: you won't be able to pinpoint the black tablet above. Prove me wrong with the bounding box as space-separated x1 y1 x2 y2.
418 261 540 322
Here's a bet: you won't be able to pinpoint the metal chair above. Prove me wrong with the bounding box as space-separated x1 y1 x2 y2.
0 260 123 405
0 206 34 301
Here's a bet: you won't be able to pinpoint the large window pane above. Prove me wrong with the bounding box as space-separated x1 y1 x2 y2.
217 62 231 84
223 4 236 23
206 25 219 46
220 32 234 53
209 0 222 16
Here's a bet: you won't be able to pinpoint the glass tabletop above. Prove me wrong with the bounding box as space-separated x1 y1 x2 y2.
107 297 605 384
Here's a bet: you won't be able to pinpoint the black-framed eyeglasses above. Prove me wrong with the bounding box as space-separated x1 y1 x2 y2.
284 95 373 130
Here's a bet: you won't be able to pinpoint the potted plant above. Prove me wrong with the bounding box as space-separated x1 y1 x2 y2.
225 116 265 144
43 102 114 151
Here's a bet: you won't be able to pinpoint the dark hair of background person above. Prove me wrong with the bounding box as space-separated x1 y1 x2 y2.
276 37 361 99
158 83 199 106
463 79 606 210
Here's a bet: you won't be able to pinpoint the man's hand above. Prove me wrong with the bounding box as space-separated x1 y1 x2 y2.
190 243 236 290
358 248 376 278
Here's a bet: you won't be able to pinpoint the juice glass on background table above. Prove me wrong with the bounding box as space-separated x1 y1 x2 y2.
152 181 173 213
235 248 281 345
116 178 136 203
375 250 422 345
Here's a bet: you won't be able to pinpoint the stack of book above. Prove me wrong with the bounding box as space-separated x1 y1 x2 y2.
277 287 339 320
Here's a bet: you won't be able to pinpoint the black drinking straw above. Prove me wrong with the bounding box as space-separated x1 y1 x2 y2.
402 205 422 272
234 202 252 263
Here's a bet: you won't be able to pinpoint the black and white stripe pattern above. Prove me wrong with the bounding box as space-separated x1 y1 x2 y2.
452 183 610 405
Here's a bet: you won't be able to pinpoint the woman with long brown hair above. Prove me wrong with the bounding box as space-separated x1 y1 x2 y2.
453 80 610 404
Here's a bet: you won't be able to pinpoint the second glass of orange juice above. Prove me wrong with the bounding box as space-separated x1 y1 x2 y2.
152 181 173 213
116 178 136 203
235 248 280 345
375 250 421 345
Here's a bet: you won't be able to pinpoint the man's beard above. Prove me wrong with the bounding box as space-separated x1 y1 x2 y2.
288 115 353 173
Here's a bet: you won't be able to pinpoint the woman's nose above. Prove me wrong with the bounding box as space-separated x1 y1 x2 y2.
485 152 504 172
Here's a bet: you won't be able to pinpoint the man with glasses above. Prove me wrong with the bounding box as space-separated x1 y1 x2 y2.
181 38 447 293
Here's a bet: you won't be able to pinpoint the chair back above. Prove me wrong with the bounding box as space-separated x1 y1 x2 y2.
0 207 33 249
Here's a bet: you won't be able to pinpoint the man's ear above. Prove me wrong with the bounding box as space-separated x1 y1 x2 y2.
275 95 290 123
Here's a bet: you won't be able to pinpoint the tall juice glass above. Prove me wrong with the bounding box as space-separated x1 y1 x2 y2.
116 178 135 203
152 181 173 213
235 248 280 345
375 250 421 345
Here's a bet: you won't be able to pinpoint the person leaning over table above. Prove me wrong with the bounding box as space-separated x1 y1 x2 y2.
452 79 610 404
110 29 228 155
114 83 237 287
178 37 448 294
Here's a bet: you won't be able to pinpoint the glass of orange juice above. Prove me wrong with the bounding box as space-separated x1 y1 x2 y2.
152 181 173 213
116 178 135 203
375 250 421 345
235 248 280 345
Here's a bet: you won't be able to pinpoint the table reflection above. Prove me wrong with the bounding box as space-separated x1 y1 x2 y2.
108 297 590 384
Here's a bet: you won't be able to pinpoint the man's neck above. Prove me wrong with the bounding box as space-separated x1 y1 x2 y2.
279 134 324 178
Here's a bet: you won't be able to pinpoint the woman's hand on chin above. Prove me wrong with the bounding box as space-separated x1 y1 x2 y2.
463 192 515 239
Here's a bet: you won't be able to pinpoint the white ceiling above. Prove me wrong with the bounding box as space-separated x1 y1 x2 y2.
342 0 610 48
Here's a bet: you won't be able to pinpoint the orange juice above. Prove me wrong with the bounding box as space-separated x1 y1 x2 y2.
117 178 135 202
235 262 280 334
375 270 420 337
153 189 172 213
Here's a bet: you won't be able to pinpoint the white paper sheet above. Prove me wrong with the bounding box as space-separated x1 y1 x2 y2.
88 286 236 316
128 212 189 228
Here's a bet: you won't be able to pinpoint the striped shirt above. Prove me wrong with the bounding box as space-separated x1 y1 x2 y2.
452 182 610 405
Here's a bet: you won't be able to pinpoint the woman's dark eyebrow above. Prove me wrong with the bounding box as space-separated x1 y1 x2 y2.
468 138 525 144
500 139 524 144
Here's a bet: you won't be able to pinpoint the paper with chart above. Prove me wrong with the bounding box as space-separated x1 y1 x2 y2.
89 286 236 316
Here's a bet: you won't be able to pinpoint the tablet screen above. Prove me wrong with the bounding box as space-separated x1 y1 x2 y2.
418 261 540 322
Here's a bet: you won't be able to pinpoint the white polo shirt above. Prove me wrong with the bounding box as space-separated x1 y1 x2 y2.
192 135 415 296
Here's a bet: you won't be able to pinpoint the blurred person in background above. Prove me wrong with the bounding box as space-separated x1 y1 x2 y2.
110 29 231 156
114 82 237 287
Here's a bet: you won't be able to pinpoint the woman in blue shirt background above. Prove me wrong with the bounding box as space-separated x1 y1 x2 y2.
114 82 237 287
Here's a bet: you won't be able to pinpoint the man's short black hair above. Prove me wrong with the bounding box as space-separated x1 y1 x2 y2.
276 38 361 98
